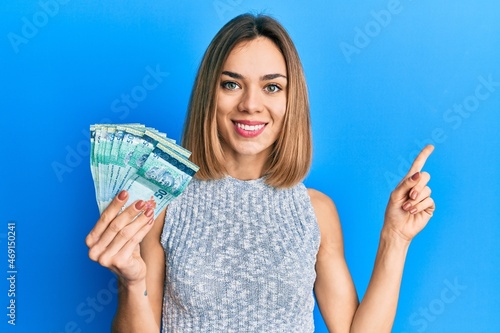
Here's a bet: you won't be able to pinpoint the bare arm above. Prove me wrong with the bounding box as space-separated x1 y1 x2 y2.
311 190 424 333
310 189 358 332
348 230 409 332
86 191 166 333
313 145 435 333
350 145 435 332
111 208 166 332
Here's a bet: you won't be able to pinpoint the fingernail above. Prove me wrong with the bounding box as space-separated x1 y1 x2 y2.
410 207 418 214
148 217 154 225
402 202 412 210
118 190 127 200
144 208 154 218
135 200 145 210
410 190 418 200
411 172 420 181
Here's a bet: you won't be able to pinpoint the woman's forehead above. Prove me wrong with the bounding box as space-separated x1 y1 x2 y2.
222 37 287 77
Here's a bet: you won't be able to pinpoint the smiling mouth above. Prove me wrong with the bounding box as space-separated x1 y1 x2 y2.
232 121 267 138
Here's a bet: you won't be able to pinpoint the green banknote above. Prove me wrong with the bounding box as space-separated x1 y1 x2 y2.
121 143 198 219
89 123 199 216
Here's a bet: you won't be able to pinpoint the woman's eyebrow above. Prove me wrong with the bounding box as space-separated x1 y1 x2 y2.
221 71 243 79
221 71 287 81
261 73 287 81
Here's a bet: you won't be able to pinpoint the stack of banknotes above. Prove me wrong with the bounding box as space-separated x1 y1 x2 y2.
90 124 199 219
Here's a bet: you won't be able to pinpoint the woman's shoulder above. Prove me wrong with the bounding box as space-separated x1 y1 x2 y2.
306 188 343 247
306 188 337 213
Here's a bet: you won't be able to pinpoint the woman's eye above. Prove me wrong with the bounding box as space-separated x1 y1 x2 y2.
265 84 281 93
222 81 239 90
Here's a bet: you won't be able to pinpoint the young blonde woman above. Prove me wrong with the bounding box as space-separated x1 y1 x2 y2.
86 14 435 333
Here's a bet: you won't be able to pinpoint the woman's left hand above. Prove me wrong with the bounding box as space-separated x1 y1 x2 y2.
383 145 435 243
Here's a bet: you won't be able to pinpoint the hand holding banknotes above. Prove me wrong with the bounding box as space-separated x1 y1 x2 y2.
88 124 198 218
86 190 155 283
86 124 199 284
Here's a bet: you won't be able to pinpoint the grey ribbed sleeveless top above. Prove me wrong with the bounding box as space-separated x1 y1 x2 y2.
160 176 320 332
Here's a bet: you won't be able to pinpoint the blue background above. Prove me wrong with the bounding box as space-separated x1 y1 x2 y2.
1 1 499 332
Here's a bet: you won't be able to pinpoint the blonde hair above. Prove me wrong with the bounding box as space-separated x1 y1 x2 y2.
182 14 312 188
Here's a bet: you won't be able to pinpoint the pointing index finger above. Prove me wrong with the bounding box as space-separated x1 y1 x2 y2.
407 145 434 177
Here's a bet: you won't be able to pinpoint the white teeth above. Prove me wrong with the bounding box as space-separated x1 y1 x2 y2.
236 122 265 131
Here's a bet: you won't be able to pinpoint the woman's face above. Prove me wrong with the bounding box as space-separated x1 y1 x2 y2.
216 37 287 165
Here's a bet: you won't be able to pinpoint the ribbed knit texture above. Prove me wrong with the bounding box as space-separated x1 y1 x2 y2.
160 176 320 332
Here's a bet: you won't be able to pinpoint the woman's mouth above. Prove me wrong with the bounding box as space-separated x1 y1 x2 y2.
232 120 267 138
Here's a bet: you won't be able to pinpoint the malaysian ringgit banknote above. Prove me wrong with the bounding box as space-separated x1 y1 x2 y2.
90 123 199 219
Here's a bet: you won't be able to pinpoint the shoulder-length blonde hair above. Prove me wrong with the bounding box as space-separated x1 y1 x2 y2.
182 13 312 188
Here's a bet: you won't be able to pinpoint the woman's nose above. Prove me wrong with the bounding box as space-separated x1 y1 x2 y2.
238 86 263 114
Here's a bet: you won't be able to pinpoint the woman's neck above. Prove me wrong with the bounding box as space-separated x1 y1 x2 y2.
223 153 270 180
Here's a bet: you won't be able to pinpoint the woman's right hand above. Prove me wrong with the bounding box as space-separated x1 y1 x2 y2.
85 190 156 285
